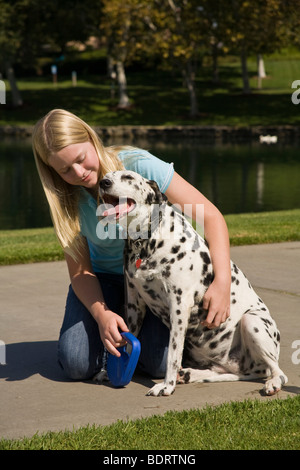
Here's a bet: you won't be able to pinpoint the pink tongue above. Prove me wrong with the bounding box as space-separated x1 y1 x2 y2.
103 202 129 218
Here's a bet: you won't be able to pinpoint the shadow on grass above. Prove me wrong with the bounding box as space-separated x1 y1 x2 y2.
2 73 299 127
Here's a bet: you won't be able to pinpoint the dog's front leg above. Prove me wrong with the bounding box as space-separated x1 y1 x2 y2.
146 302 189 397
125 277 147 338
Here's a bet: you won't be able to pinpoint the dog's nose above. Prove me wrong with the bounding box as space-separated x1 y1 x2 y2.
100 178 112 190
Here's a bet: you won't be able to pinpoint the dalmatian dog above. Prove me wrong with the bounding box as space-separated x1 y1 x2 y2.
98 170 288 397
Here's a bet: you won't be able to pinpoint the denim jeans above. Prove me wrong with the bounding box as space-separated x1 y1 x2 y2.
58 272 170 380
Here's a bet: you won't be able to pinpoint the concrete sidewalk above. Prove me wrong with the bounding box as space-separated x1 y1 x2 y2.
0 242 299 440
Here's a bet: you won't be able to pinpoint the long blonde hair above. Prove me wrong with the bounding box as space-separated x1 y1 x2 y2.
32 109 124 260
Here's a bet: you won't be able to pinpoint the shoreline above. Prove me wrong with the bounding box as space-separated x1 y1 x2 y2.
1 124 300 144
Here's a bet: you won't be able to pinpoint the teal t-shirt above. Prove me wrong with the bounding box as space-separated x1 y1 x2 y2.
78 149 174 274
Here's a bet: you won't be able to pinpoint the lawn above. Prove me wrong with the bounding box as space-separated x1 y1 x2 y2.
0 209 299 265
1 396 299 450
1 52 300 127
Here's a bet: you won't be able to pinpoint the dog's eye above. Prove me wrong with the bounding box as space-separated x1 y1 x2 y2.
121 174 134 181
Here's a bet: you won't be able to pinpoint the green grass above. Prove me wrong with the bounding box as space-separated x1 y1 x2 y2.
225 209 300 246
2 53 300 127
0 227 63 265
0 209 299 265
1 396 299 450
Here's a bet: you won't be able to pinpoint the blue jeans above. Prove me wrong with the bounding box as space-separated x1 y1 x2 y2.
58 273 170 380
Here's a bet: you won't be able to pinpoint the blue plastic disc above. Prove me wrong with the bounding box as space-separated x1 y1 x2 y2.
107 332 141 387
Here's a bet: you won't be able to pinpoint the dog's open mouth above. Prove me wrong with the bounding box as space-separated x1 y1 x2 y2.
100 195 136 220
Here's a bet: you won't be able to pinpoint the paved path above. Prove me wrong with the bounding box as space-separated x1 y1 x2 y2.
0 242 299 439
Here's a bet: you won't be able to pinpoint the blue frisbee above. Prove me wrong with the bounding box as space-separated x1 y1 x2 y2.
107 332 141 387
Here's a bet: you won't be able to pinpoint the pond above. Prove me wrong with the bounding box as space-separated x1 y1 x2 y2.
0 137 299 230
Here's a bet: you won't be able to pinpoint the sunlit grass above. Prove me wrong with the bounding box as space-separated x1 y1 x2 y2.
0 209 299 265
1 397 299 450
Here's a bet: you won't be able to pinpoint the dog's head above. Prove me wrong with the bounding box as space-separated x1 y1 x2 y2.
98 170 167 235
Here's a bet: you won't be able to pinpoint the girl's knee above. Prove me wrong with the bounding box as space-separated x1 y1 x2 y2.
58 334 97 380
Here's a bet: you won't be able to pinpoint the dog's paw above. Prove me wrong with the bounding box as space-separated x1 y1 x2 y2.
93 369 109 384
263 374 288 396
146 382 175 397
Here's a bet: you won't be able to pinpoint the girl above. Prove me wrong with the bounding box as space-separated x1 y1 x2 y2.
32 109 231 381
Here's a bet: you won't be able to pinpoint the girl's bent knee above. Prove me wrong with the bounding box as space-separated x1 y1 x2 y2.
58 338 95 381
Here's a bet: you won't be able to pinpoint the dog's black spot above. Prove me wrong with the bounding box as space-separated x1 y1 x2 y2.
180 237 186 243
157 241 164 249
261 317 272 326
220 331 232 342
254 327 259 333
147 289 160 300
200 251 210 265
171 245 180 254
149 260 157 269
127 303 137 311
150 239 156 250
209 341 219 349
202 264 208 275
190 264 193 271
203 273 214 286
145 193 154 204
176 309 181 315
177 252 186 261
162 266 171 278
232 263 239 275
160 257 168 264
277 331 280 342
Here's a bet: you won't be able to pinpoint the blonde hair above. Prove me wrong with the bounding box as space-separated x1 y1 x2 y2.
32 109 124 260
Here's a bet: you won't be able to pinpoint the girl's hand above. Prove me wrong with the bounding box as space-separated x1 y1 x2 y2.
201 279 231 329
97 310 129 356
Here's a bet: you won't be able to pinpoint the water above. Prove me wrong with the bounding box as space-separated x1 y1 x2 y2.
0 138 299 230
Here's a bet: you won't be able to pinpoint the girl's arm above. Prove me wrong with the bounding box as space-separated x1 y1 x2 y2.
165 172 231 328
65 238 128 356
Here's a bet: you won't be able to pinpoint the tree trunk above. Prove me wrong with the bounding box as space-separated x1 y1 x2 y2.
5 62 23 107
116 61 130 108
240 50 251 94
183 62 198 117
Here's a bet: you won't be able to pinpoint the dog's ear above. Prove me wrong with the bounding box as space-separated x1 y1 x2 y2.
147 180 168 204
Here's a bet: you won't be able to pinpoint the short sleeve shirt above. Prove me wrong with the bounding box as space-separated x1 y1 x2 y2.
78 149 174 274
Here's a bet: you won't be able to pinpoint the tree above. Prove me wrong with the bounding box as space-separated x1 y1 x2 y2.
99 0 156 108
225 0 288 93
148 0 209 117
0 0 99 106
